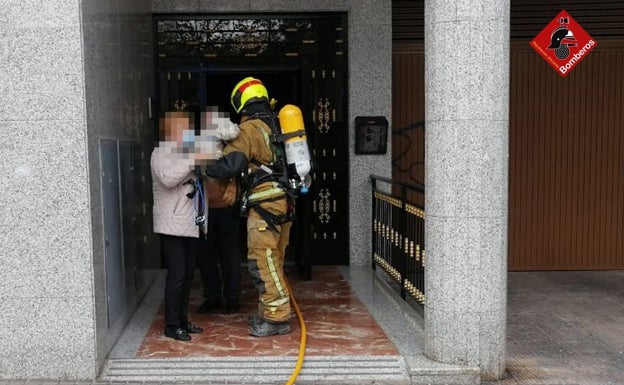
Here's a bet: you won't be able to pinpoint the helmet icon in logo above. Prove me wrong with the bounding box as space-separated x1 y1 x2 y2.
548 17 577 59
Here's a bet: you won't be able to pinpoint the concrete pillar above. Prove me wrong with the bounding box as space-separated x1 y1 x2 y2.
423 0 510 379
0 0 96 378
0 0 153 379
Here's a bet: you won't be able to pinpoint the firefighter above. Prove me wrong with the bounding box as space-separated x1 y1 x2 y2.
201 77 293 337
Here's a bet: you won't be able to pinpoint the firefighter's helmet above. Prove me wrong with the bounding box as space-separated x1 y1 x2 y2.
230 77 269 114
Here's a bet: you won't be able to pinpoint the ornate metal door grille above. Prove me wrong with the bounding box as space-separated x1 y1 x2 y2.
155 14 347 68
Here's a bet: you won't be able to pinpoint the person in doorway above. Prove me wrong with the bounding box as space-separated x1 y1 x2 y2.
151 109 206 341
196 107 243 314
196 176 242 314
200 77 294 337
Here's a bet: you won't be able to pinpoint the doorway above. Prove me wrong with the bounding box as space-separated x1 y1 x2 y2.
154 13 350 267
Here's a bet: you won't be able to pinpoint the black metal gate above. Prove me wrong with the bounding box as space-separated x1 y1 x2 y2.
154 13 349 266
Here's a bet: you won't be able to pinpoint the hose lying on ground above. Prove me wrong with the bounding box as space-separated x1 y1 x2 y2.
284 277 307 385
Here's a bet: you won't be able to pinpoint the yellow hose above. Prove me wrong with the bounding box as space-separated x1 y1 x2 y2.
284 277 307 385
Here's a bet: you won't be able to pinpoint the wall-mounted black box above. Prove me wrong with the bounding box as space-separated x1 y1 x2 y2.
354 116 388 155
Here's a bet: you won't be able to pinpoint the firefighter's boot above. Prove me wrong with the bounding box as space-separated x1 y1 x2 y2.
248 317 290 337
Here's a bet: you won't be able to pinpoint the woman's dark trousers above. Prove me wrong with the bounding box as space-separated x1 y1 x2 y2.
161 234 197 331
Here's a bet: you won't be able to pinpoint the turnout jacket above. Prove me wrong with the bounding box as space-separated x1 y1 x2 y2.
203 117 285 201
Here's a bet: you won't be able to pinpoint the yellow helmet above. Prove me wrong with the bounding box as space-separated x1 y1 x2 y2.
230 77 269 114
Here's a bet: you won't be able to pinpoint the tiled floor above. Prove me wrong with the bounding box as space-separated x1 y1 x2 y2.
135 266 400 358
6 268 624 384
107 266 624 384
103 265 423 383
109 265 424 362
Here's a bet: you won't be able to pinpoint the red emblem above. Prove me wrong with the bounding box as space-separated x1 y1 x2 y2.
530 10 597 77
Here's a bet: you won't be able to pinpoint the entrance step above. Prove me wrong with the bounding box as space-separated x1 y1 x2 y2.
99 355 411 384
406 355 481 385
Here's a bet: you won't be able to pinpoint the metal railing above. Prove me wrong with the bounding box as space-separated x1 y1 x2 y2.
371 175 426 305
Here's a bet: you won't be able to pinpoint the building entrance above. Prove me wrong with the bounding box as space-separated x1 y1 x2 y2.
154 13 350 267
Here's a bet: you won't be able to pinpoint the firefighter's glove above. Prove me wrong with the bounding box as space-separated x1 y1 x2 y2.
214 118 240 141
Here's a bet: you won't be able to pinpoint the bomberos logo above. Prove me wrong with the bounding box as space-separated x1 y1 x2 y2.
530 10 597 77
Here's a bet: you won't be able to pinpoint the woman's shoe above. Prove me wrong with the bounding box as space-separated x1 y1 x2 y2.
186 322 204 333
164 327 191 341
